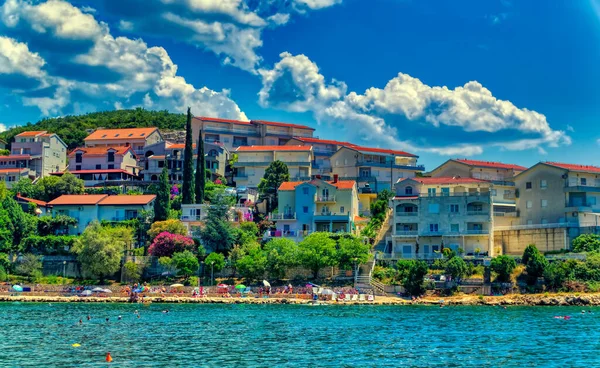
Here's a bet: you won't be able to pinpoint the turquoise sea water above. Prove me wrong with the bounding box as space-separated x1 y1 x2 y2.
0 303 598 367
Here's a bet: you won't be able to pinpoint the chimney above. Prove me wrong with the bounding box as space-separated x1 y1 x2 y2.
333 174 338 183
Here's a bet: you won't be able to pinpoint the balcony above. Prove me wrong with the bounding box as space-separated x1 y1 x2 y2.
565 200 595 211
463 230 490 235
419 231 443 236
181 215 203 221
396 212 418 217
264 230 312 239
467 211 489 216
393 231 418 237
235 161 311 167
316 195 336 203
356 160 425 171
270 213 296 221
313 211 351 222
493 211 519 217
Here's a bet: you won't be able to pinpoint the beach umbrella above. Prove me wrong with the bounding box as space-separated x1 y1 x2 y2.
81 290 92 296
321 289 334 295
103 289 112 293
217 284 228 288
263 280 271 287
170 284 184 288
12 285 23 292
307 282 320 288
235 284 246 290
91 287 104 292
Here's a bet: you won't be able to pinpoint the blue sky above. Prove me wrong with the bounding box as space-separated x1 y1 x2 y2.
0 0 599 171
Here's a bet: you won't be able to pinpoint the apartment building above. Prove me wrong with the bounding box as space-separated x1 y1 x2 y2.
11 131 67 178
266 177 359 239
0 168 30 187
47 194 156 235
428 159 526 226
286 137 350 178
192 117 315 152
389 177 494 260
513 162 600 228
330 145 424 193
84 127 163 155
234 145 313 188
180 203 253 236
51 146 139 186
144 141 228 182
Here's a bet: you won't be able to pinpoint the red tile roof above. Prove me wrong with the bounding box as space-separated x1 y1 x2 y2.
48 195 108 206
251 120 315 131
0 155 31 160
196 116 252 125
98 195 156 206
148 155 166 160
0 168 28 174
346 145 417 158
68 146 134 157
394 196 419 200
15 131 47 137
401 177 489 185
167 143 196 149
50 169 134 175
454 159 527 171
291 137 351 145
84 127 157 141
545 162 600 174
354 216 369 222
15 195 49 207
278 180 356 190
236 145 313 152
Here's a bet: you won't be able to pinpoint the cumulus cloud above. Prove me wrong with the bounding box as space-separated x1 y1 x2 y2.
0 0 247 120
294 0 343 10
259 52 570 156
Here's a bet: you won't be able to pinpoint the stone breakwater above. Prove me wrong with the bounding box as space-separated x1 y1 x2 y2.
4 293 600 306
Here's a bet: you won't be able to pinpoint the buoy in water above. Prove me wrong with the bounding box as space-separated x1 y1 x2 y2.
106 352 113 362
71 343 81 347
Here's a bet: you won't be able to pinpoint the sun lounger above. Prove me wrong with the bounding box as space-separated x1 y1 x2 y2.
359 294 365 301
351 294 358 301
344 294 351 301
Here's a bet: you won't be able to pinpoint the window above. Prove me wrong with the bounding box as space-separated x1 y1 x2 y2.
491 189 497 196
107 152 115 162
450 224 459 232
527 219 533 225
423 245 430 254
541 218 548 225
526 182 532 189
75 153 82 163
589 197 597 206
441 187 450 196
428 204 440 214
108 164 114 169
340 206 345 213
449 204 459 213
526 200 533 209
303 206 308 213
224 138 230 143
429 223 439 232
428 188 436 196
95 164 101 170
405 186 413 195
302 187 309 195
581 178 587 186
540 180 547 189
541 199 548 208
75 165 81 171
158 161 164 168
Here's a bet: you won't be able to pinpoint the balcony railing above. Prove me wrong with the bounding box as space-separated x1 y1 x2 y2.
356 161 425 171
235 161 311 167
566 201 595 208
463 230 489 235
396 212 418 216
394 231 418 236
181 215 203 221
270 213 296 220
467 211 489 216
316 196 336 202
264 230 313 238
493 212 519 217
420 231 443 236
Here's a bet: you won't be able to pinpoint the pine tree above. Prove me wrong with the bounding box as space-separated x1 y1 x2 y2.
154 163 170 221
194 128 205 203
181 107 195 204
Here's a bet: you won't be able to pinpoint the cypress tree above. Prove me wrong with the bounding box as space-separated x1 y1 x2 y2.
154 163 170 221
194 128 205 203
181 107 194 204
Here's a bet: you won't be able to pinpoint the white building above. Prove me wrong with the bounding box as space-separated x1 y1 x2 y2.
10 131 67 178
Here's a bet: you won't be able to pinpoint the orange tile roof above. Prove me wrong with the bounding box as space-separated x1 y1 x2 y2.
15 131 47 137
251 120 315 130
98 195 156 206
68 146 134 157
84 127 157 141
454 159 526 171
545 162 600 174
50 169 134 175
196 116 252 125
354 216 369 222
48 195 108 206
401 177 489 185
291 137 351 145
15 195 49 207
278 180 356 191
0 168 28 174
149 155 166 160
236 145 312 152
348 145 417 158
0 155 31 160
168 143 196 149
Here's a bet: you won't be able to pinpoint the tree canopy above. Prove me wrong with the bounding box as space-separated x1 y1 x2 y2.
257 160 290 213
572 234 600 253
147 219 188 240
154 164 171 221
298 232 337 279
148 232 196 258
182 107 195 205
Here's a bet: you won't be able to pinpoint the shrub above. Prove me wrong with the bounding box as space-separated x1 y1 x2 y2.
403 260 428 296
148 232 196 258
522 244 548 285
445 257 468 282
123 261 142 283
490 255 517 283
172 251 199 278
148 219 188 240
20 235 76 255
572 234 600 253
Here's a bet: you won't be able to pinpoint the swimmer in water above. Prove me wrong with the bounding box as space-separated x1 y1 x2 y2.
79 319 82 325
134 310 138 314
162 309 169 313
87 315 91 321
105 317 109 322
118 315 122 320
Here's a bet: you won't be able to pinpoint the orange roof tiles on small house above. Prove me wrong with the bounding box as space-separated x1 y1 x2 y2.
400 177 489 185
68 146 135 157
98 195 156 206
454 159 527 171
15 131 48 137
278 181 305 191
48 195 108 206
278 179 357 191
0 168 28 174
167 143 196 150
236 145 313 152
544 162 600 174
84 127 158 141
15 195 49 207
251 120 315 130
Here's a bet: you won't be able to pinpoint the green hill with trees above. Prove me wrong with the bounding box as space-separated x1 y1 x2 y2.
0 108 186 150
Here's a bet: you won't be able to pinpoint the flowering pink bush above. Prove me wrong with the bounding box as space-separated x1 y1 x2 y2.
214 178 222 184
148 231 196 258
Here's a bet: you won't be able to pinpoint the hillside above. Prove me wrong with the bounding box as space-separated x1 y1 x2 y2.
0 108 186 150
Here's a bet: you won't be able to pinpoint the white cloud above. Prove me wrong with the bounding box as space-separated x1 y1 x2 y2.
0 0 248 120
0 36 46 78
259 52 570 156
0 123 7 133
267 13 290 26
294 0 343 10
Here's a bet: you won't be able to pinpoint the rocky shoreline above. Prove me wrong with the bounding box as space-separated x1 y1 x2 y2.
3 293 600 306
